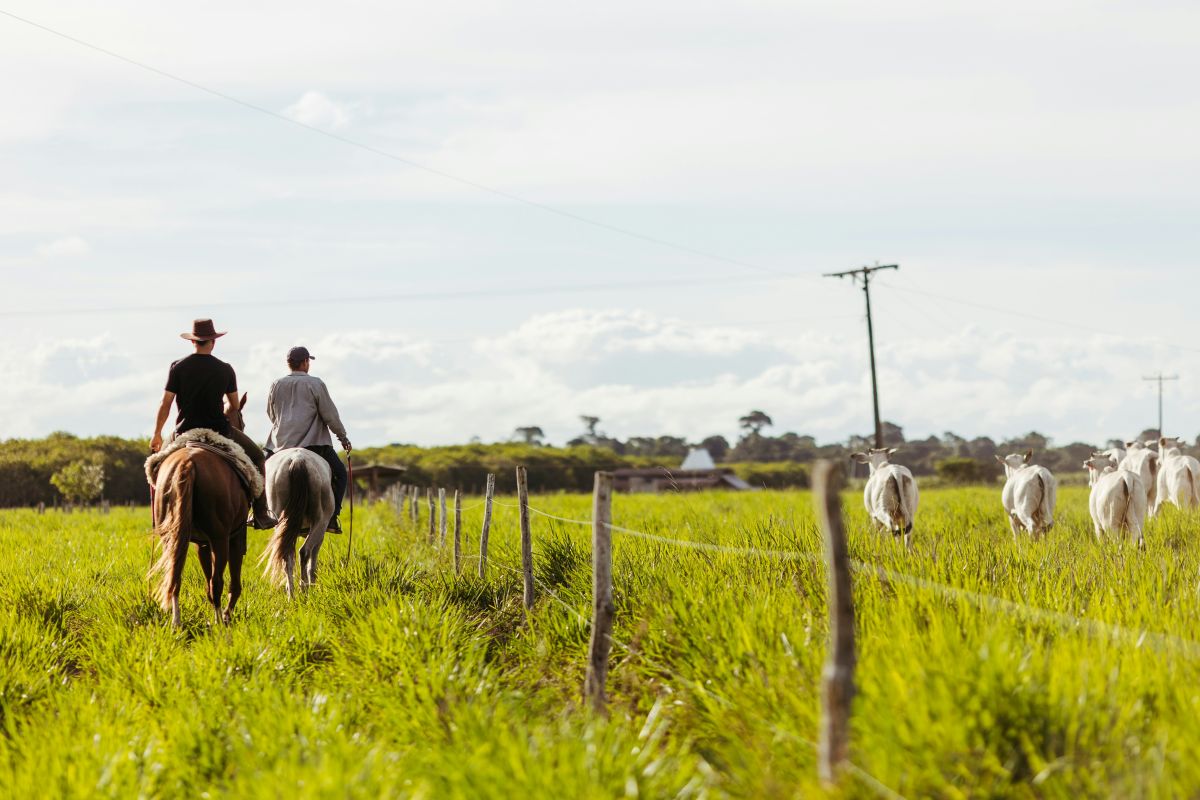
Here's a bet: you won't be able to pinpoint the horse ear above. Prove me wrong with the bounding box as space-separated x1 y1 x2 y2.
239 392 248 410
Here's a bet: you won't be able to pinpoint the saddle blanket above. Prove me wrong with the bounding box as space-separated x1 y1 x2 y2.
144 429 263 498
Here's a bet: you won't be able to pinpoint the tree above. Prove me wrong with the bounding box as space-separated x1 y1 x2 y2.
1135 428 1160 444
512 426 545 445
881 421 906 447
580 416 601 438
51 462 105 507
738 410 774 436
698 435 730 462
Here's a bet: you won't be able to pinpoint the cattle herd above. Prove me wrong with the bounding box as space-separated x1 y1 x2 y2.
851 437 1199 549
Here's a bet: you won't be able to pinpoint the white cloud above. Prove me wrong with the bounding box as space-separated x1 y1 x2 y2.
284 91 352 129
35 236 90 259
1 308 1195 448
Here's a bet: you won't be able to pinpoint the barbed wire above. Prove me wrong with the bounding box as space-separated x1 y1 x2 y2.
481 499 1200 659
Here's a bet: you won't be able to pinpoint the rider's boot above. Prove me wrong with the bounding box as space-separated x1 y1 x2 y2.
326 515 343 534
248 494 277 529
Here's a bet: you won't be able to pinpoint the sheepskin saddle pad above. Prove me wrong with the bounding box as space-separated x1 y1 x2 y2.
144 429 263 498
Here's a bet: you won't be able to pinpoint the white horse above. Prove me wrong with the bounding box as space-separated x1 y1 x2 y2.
262 448 335 598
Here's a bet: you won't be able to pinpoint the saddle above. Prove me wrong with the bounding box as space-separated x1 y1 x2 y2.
145 429 264 499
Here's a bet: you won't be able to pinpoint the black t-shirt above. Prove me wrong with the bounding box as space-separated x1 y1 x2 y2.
165 354 237 435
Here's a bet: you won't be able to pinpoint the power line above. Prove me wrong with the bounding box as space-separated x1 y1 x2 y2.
875 278 1200 355
0 8 809 283
0 272 800 319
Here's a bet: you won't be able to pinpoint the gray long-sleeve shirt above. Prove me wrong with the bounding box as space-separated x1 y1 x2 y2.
264 371 350 451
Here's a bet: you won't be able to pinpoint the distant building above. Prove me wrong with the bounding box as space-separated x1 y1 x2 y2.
612 448 751 493
351 463 407 500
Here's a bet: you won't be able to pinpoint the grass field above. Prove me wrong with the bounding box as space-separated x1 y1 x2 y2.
2 485 1199 798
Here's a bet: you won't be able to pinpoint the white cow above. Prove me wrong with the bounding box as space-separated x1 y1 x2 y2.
1100 446 1126 466
1154 436 1200 514
995 450 1056 538
1083 453 1147 547
851 448 918 547
1118 441 1159 511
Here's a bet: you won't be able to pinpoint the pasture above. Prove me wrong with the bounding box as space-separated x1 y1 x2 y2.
2 485 1199 798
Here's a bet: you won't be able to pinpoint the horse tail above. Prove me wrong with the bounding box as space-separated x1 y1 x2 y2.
151 456 194 611
262 457 314 587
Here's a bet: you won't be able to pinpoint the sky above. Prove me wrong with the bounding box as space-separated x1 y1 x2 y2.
2 1 1200 448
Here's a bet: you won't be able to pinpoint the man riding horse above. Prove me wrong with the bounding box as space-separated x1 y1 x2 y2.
264 346 352 533
150 319 276 529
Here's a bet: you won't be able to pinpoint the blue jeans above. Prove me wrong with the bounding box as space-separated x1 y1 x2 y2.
304 445 347 518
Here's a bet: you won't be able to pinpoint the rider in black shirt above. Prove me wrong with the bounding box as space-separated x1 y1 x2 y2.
150 319 276 529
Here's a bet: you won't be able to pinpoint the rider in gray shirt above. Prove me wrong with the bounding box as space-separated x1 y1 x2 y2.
265 346 352 532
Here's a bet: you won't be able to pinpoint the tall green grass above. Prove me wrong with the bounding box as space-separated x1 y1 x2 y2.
1 486 1198 798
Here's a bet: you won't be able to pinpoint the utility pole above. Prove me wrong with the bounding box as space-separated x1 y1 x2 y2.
824 263 899 448
1143 372 1179 437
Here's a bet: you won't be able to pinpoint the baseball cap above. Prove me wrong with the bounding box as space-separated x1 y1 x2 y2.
287 346 315 362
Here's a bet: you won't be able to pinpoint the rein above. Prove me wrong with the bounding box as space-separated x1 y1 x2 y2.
345 454 354 565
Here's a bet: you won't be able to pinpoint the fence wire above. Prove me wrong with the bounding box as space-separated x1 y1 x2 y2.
474 498 1200 660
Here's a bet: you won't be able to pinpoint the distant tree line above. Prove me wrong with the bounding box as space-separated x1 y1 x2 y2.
0 432 149 508
0 414 1189 506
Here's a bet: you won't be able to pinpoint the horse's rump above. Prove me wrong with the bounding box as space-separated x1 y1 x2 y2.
262 449 333 588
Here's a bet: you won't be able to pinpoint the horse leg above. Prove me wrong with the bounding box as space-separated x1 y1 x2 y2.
196 542 214 607
169 543 190 629
223 528 245 623
208 540 228 625
300 529 326 589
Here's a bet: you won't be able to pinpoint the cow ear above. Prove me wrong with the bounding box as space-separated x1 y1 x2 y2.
850 452 867 463
1125 441 1135 448
239 392 248 410
994 455 1003 464
1023 449 1032 463
886 448 898 456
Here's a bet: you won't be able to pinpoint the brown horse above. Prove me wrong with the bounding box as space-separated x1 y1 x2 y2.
150 394 251 627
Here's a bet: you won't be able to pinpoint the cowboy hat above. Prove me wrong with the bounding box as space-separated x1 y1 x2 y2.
180 318 227 341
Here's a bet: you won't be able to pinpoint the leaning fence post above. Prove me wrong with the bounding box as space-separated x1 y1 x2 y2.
438 488 448 546
813 459 856 787
453 490 462 574
426 489 435 545
516 466 534 609
479 473 495 578
584 471 615 714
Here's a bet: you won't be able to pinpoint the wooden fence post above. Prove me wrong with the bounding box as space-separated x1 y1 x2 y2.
426 489 435 545
453 490 462 574
479 473 495 578
410 486 419 527
438 488 448 546
584 471 614 714
516 466 534 609
813 460 856 787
